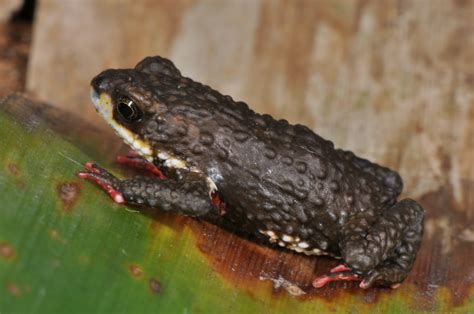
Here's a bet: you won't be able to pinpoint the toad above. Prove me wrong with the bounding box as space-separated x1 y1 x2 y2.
79 56 424 289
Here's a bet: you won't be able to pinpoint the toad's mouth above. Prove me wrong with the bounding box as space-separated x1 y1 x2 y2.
90 87 218 195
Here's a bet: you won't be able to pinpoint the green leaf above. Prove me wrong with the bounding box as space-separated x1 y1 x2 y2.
0 95 472 313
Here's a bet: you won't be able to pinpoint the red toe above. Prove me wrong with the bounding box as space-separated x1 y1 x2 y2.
330 264 351 273
78 170 124 204
313 272 360 288
312 276 331 288
116 154 167 179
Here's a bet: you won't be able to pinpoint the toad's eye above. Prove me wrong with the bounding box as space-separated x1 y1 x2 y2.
117 96 143 123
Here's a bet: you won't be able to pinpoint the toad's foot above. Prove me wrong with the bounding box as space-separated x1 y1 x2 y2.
312 265 360 288
116 150 167 179
78 162 124 203
312 264 401 289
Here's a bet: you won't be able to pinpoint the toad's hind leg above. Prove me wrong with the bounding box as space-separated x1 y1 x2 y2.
313 199 424 289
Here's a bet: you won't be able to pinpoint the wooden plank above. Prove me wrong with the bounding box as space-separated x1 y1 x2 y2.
25 0 474 311
0 19 30 98
0 0 23 22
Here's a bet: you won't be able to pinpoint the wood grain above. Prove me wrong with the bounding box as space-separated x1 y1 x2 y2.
26 0 474 311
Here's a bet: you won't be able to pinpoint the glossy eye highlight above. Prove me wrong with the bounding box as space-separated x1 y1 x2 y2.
117 96 143 123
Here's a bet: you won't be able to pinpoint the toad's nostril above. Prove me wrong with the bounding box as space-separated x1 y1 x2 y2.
91 74 106 91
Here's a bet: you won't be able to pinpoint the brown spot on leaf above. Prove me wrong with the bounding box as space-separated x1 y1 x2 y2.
7 163 19 176
49 229 59 240
129 264 143 277
149 278 162 294
49 229 67 244
78 255 90 264
4 161 25 189
6 282 21 296
57 182 81 212
147 211 186 235
0 242 15 260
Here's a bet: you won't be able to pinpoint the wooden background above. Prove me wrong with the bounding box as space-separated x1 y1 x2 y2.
3 0 474 311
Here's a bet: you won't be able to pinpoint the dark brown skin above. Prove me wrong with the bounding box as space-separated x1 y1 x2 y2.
80 56 424 289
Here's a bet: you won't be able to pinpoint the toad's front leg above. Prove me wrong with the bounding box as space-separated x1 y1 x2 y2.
78 162 215 217
313 199 424 289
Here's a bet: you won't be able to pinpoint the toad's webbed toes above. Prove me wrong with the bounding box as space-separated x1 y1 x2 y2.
312 269 360 288
83 162 120 183
78 162 124 203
